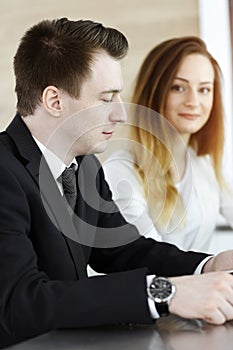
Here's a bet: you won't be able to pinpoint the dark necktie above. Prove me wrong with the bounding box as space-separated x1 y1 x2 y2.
61 163 77 214
61 164 87 279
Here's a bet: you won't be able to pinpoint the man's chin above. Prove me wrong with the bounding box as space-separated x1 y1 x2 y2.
90 142 108 154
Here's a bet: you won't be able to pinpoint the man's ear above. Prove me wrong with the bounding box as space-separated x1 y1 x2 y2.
42 86 62 117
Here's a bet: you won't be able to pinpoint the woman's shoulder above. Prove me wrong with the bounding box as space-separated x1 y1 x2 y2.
188 146 212 167
103 149 141 184
187 147 218 186
103 150 135 171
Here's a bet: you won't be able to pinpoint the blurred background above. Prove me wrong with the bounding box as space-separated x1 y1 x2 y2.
1 0 231 126
1 0 233 252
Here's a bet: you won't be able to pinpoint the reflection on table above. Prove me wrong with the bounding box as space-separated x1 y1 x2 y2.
7 315 233 350
157 316 233 350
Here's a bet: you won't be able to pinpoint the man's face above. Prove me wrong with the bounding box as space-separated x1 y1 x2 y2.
54 51 127 161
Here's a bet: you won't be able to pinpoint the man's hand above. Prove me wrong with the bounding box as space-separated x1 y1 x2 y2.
202 250 233 273
169 272 233 325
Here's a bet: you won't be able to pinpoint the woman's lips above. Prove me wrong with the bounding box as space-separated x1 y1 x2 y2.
178 113 200 120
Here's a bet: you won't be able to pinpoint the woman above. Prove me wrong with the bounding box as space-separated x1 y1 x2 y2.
103 36 233 252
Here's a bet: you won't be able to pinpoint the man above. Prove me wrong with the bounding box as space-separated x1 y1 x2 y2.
0 17 233 348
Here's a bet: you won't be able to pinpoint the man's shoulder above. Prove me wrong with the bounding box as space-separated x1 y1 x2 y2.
0 131 23 163
0 132 15 157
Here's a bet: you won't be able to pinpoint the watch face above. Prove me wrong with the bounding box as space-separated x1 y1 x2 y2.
148 277 174 303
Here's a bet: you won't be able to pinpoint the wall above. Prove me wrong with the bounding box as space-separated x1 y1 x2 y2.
0 0 199 129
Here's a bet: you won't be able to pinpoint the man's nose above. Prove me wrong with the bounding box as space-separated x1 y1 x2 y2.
110 97 127 123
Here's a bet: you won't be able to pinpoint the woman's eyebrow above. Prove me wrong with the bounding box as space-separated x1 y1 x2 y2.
173 76 213 85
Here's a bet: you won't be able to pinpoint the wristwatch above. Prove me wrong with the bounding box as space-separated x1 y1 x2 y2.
147 276 176 317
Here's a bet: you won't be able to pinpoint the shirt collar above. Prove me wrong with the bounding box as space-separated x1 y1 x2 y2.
33 137 78 181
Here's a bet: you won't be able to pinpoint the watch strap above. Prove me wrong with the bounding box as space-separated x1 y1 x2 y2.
155 302 169 317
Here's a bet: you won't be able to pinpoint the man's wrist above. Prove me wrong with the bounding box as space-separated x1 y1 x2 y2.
146 275 176 318
146 275 159 319
201 256 214 273
194 256 214 274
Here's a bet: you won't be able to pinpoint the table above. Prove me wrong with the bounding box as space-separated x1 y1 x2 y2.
7 316 233 350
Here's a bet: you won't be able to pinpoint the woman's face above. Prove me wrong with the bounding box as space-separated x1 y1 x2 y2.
164 53 214 144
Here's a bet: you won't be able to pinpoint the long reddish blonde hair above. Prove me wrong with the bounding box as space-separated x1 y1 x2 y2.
130 36 225 230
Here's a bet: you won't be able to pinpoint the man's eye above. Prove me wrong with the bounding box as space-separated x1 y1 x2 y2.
101 94 114 103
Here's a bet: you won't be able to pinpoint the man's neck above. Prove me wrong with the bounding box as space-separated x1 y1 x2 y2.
22 114 75 166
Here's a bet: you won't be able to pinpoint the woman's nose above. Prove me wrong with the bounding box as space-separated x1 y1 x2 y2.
184 89 199 107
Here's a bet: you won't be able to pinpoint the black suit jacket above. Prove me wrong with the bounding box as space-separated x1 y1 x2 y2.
0 114 208 348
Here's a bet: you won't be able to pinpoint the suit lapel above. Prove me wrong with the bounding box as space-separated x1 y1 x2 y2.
6 114 87 278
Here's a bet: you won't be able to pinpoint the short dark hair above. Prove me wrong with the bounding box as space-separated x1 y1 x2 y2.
14 17 129 116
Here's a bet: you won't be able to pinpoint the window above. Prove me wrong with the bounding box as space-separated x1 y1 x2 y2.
199 0 233 183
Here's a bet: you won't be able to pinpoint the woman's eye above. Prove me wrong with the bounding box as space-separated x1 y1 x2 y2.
200 87 211 94
170 85 184 92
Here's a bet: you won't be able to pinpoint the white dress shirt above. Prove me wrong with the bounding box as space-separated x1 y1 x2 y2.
103 148 233 253
33 137 78 194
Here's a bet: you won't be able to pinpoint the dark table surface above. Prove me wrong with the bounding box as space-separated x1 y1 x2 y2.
6 315 233 350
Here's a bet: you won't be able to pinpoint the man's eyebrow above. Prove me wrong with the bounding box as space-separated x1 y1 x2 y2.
173 76 213 85
100 89 122 94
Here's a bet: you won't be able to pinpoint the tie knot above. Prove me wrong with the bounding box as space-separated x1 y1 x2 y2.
61 164 77 194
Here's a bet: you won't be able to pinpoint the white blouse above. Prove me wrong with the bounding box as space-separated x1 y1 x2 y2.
103 148 233 253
